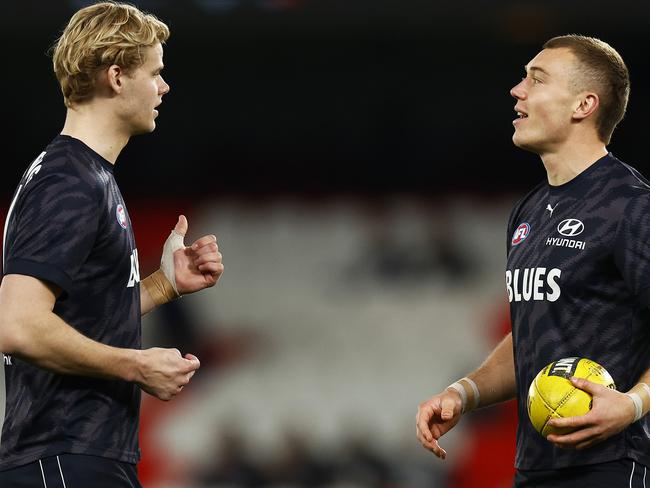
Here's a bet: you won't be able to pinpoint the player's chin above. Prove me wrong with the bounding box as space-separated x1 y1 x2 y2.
512 131 526 148
512 133 541 154
132 120 157 135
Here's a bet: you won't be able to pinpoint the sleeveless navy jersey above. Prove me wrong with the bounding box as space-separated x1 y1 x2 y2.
0 135 142 470
506 153 650 470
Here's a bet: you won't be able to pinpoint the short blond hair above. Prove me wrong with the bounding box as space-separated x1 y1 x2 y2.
543 35 630 144
51 1 170 108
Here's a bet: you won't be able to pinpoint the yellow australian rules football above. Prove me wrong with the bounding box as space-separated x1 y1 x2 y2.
527 357 616 437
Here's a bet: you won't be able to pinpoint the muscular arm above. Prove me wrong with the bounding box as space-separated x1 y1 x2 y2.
0 274 199 400
416 332 516 459
466 332 517 408
0 274 140 380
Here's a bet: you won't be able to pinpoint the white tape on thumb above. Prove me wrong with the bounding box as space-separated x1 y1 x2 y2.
160 230 185 294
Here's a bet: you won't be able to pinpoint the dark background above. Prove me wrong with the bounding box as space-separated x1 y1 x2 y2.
3 0 650 200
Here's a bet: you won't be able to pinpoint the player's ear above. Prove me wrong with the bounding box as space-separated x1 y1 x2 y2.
572 92 599 121
105 64 124 95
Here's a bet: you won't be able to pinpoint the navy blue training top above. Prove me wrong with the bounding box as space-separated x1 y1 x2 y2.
0 135 142 470
507 153 650 470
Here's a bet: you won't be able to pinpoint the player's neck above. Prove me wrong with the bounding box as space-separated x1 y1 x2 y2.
540 141 608 187
60 106 130 165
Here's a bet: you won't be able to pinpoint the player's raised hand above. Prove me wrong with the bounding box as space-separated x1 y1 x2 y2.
136 347 201 401
167 215 224 295
416 389 464 459
546 377 636 450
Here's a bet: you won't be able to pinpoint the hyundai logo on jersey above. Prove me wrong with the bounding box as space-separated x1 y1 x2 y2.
557 219 584 237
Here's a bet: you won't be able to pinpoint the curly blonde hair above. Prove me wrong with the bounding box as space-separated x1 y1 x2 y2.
51 1 169 108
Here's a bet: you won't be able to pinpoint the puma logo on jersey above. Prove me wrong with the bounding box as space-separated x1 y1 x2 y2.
546 203 558 217
127 249 141 288
505 267 562 303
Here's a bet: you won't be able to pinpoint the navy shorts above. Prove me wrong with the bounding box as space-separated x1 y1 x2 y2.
0 454 142 487
514 458 648 488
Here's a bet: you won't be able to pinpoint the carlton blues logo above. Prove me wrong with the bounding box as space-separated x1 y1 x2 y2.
511 223 530 246
116 204 128 229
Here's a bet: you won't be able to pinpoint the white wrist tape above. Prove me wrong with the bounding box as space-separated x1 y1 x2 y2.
627 393 643 422
641 383 650 399
160 230 185 295
447 377 480 413
447 382 468 413
463 377 481 410
627 383 650 423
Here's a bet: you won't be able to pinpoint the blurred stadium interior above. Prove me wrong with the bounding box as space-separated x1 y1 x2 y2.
2 0 650 487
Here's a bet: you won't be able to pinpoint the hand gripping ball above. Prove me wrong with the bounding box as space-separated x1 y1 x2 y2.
527 357 616 437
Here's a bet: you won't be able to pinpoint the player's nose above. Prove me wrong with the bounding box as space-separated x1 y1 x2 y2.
159 76 170 95
510 79 526 100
